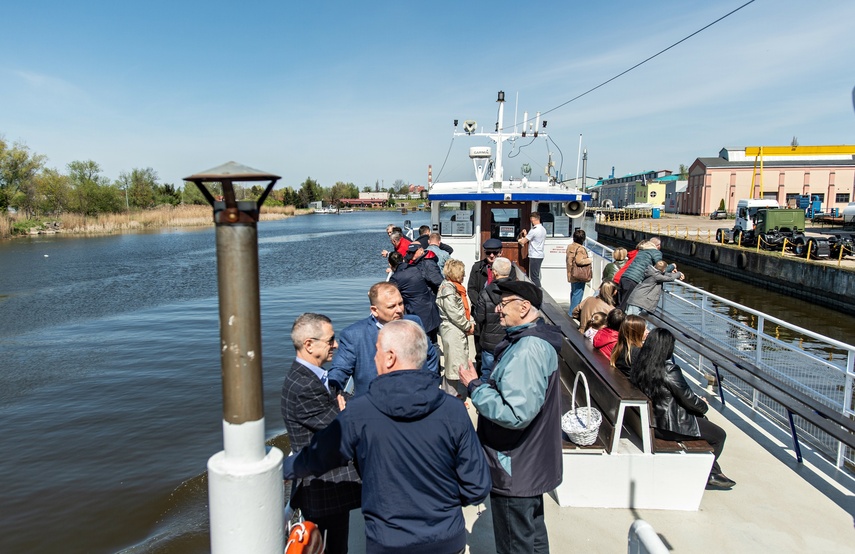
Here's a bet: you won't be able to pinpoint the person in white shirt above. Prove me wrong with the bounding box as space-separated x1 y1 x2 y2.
518 212 547 287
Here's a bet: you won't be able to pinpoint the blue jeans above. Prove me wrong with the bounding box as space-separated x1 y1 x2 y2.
569 282 585 316
480 350 495 381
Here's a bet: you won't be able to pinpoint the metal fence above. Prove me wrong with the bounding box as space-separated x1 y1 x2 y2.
586 238 855 470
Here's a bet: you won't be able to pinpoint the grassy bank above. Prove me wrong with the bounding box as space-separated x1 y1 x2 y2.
0 205 308 239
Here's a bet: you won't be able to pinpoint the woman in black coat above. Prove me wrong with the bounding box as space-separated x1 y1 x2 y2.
630 328 736 489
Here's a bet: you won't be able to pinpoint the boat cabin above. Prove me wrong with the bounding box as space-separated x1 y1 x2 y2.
425 91 591 298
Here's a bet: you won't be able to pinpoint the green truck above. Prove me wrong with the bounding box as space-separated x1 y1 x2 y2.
715 203 852 259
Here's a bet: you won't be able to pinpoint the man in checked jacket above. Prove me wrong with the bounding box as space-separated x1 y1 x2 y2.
282 313 362 554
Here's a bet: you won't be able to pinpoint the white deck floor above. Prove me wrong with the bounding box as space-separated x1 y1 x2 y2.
340 376 855 553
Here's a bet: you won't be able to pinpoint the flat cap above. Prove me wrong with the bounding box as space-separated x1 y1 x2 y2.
497 280 543 309
482 238 503 251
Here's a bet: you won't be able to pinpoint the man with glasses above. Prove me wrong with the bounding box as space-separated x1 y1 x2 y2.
459 281 564 554
467 238 515 306
281 313 361 554
328 282 439 397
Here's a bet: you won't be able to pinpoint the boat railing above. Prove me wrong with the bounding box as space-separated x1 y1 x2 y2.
585 237 855 472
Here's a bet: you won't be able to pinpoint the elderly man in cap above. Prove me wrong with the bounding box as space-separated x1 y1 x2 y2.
460 280 564 554
467 238 507 306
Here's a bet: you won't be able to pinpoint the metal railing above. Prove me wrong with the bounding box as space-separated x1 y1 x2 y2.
586 238 855 470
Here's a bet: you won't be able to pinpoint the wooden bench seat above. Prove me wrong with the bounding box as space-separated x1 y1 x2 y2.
536 290 715 511
654 437 714 454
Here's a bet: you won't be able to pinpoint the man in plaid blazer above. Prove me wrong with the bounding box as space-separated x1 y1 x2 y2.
282 313 361 554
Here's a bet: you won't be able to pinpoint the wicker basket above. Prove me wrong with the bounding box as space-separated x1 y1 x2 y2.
561 372 602 446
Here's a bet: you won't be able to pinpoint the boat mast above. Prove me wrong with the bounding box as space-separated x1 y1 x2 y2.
493 91 505 187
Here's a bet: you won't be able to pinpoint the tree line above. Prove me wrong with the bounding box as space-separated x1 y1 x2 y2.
0 137 415 219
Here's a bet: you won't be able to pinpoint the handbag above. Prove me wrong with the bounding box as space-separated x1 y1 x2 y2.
561 372 602 446
570 248 593 282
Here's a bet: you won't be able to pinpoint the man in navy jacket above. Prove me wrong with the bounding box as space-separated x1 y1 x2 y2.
328 282 438 397
284 319 491 554
390 242 443 342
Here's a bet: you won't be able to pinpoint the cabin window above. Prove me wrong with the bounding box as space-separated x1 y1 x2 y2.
438 201 475 236
536 202 571 238
489 207 522 239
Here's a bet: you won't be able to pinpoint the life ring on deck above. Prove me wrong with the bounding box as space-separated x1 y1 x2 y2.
736 252 748 268
710 248 720 263
689 243 697 256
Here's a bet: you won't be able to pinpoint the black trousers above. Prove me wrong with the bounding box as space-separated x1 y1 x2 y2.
490 492 549 554
528 257 544 287
618 278 639 311
655 417 727 474
304 511 351 554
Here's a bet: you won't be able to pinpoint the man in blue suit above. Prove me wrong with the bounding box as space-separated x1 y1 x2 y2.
328 281 439 397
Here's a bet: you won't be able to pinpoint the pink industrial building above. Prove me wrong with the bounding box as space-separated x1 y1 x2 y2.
684 146 855 215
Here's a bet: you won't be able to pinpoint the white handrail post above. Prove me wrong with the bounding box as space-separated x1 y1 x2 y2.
840 350 855 468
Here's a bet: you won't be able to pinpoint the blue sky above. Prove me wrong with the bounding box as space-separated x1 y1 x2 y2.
1 0 853 191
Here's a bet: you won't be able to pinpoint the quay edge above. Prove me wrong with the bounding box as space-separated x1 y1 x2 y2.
595 223 855 317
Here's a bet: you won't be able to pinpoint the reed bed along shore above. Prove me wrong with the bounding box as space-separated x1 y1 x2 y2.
1 205 307 239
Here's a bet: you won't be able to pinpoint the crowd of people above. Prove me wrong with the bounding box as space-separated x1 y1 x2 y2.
279 222 733 554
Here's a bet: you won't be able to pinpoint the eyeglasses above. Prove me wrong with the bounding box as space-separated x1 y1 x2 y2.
310 335 336 346
485 250 501 256
499 298 525 309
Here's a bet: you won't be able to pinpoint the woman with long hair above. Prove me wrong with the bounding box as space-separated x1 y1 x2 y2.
610 315 647 376
572 280 617 329
630 328 735 489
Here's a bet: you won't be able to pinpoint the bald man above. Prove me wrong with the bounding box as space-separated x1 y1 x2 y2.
284 319 490 554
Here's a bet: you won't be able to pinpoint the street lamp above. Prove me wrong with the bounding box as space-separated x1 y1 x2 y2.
184 161 283 554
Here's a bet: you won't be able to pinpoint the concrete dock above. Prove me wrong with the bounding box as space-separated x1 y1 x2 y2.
599 213 855 271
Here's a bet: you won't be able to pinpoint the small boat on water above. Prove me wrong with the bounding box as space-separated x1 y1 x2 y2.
338 208 354 213
312 206 338 214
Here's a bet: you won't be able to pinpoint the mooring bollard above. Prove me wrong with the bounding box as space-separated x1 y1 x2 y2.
185 162 285 554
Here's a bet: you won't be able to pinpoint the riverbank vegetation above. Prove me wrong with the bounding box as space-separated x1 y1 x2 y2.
0 135 380 239
0 205 303 238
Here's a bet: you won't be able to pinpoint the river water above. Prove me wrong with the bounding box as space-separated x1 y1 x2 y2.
2 211 854 553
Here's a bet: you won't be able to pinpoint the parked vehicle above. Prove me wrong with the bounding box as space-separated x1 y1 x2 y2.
716 199 854 259
709 209 728 220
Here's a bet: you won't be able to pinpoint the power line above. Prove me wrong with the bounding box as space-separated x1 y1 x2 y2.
538 0 757 119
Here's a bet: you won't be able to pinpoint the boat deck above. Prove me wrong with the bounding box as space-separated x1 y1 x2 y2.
339 372 855 553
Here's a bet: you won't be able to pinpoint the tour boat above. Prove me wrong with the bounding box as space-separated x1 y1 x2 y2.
426 91 591 298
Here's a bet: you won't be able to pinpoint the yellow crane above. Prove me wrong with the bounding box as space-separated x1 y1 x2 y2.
745 145 855 198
